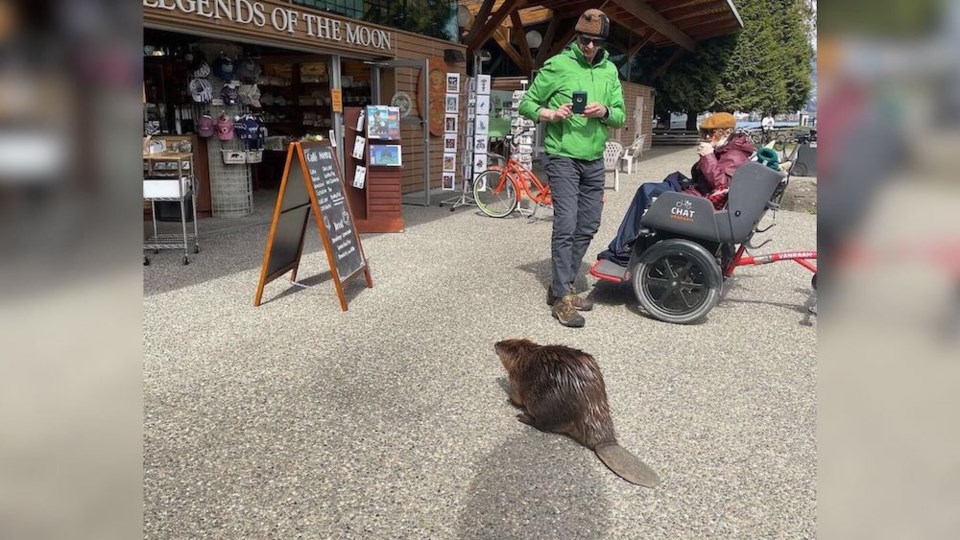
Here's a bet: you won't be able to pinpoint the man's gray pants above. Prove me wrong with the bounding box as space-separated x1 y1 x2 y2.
545 155 606 299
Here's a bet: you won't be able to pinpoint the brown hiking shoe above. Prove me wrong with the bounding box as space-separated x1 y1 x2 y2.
547 290 594 311
552 295 586 328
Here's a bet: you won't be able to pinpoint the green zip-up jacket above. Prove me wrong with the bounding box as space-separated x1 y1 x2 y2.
518 43 625 161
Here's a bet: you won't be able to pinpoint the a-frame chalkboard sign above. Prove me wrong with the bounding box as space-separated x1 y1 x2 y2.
254 141 372 310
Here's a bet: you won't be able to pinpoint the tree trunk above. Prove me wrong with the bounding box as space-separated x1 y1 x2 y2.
685 109 698 131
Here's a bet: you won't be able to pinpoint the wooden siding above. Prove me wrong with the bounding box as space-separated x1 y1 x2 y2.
617 81 656 151
390 34 467 195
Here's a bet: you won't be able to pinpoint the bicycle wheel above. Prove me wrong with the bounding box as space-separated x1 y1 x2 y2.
474 170 518 218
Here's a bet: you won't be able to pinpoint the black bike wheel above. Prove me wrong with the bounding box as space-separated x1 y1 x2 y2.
474 170 517 218
632 239 722 324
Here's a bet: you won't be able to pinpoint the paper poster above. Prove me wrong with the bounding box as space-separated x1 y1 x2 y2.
354 165 367 189
444 114 458 133
476 95 490 116
475 115 488 135
356 111 365 132
474 153 488 173
474 135 488 154
352 136 366 160
444 133 458 152
477 74 491 95
369 144 402 167
445 94 459 114
442 152 457 172
441 172 455 191
446 73 460 94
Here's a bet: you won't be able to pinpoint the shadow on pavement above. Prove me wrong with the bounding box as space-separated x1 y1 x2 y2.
457 431 612 539
517 259 594 295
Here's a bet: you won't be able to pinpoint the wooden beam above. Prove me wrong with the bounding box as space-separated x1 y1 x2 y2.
542 21 577 61
492 29 526 72
534 15 561 67
467 0 526 54
628 29 657 58
609 0 697 52
653 47 685 79
464 0 496 47
510 10 534 73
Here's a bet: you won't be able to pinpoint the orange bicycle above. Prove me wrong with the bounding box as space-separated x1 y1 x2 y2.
473 129 552 218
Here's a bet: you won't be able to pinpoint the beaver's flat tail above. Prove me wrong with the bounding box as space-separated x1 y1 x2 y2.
595 444 661 487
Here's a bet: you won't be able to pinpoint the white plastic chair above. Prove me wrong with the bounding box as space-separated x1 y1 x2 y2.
603 140 624 191
620 134 645 175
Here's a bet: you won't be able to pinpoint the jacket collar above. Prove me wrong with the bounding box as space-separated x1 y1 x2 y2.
566 42 608 68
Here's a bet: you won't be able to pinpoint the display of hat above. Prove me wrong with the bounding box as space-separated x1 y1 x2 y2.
237 58 262 83
192 61 211 78
239 84 262 108
236 115 261 141
699 112 736 130
197 114 215 138
189 78 213 103
216 115 235 141
212 55 235 81
575 9 610 40
221 84 240 105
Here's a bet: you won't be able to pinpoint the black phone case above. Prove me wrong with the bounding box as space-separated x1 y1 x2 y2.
572 91 587 114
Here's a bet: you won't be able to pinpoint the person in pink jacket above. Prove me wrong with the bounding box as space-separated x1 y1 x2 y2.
598 112 755 266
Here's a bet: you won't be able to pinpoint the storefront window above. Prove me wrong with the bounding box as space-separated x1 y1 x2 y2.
291 0 364 20
292 0 457 42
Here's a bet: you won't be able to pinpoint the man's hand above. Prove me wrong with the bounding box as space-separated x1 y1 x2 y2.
583 102 607 119
697 142 714 157
542 103 574 122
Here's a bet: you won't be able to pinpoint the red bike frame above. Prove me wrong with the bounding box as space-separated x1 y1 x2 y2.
724 245 818 278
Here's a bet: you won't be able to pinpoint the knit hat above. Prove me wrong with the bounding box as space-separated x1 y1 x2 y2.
197 114 215 138
575 9 610 40
699 112 736 130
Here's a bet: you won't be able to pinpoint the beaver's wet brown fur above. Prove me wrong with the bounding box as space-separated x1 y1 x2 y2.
495 338 660 487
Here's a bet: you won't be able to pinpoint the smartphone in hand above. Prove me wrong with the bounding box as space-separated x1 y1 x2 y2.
571 91 587 114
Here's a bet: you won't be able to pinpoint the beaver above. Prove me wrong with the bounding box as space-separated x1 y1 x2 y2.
495 338 661 487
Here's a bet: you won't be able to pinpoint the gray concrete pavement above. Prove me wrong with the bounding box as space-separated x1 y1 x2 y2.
144 146 816 538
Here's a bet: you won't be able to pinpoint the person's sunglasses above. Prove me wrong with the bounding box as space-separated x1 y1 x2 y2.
578 34 605 48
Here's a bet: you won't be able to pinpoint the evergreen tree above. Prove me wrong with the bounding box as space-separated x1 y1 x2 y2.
633 0 814 122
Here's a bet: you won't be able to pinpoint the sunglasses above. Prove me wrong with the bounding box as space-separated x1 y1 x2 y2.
578 34 605 48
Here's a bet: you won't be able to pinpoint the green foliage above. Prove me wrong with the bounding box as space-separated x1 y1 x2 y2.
638 0 814 117
361 0 455 41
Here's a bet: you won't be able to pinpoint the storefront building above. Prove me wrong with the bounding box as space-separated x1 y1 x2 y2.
143 0 467 231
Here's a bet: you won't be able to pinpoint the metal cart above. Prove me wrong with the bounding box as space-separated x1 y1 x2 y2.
143 152 200 265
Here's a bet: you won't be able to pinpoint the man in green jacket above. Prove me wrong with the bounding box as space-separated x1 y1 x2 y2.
518 8 625 328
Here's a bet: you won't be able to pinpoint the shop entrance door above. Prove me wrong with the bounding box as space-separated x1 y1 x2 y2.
367 59 431 206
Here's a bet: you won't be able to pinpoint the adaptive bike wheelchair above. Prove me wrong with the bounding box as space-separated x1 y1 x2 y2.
589 154 817 324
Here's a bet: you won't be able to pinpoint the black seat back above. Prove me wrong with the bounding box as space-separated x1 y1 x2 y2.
640 191 720 242
714 162 785 243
